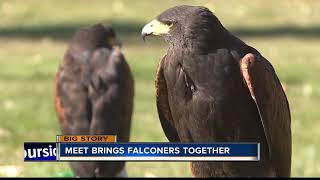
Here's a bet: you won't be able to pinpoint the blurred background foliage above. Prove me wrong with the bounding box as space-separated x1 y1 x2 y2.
0 0 319 177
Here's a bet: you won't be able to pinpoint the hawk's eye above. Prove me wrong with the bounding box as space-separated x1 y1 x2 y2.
163 20 173 26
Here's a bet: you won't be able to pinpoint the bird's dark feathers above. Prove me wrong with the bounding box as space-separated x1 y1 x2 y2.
156 5 230 52
240 54 291 176
155 55 180 142
154 5 291 177
54 24 134 177
69 24 116 53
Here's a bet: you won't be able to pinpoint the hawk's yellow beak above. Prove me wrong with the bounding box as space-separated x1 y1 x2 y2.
141 19 172 41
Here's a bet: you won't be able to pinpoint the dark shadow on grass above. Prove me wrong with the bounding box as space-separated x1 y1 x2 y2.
0 21 143 41
1 22 320 41
230 25 320 38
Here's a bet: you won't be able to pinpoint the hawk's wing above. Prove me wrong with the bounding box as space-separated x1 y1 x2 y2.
240 53 291 177
88 48 134 142
54 52 91 135
156 55 180 142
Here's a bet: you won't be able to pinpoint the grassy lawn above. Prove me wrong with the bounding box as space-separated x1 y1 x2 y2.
0 0 320 177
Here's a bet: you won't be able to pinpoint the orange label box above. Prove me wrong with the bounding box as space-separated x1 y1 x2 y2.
57 135 117 142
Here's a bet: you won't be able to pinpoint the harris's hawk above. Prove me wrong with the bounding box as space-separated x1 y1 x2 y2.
141 5 291 177
54 24 134 177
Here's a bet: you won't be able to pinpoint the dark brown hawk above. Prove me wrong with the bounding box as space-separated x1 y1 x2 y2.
142 5 291 177
54 24 134 177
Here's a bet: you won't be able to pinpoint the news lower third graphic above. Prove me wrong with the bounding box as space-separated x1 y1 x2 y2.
24 142 57 161
24 135 260 162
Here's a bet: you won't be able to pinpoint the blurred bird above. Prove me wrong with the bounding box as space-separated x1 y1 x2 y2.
142 5 291 177
54 24 134 177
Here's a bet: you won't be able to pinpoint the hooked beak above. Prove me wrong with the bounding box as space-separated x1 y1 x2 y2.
141 19 172 42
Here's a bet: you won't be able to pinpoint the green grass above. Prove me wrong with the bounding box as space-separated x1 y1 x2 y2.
0 0 320 177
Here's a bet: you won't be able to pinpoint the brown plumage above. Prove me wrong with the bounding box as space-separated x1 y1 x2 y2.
142 5 291 177
54 24 134 177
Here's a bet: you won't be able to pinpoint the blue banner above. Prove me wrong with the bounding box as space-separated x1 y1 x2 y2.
58 143 259 161
24 142 57 161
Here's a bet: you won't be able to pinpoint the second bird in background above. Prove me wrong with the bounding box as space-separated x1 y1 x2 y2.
54 24 134 177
